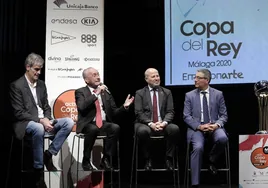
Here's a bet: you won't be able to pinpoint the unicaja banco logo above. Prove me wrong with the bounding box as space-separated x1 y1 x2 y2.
53 0 67 8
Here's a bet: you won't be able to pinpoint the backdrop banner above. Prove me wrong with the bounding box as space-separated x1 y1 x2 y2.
45 0 104 187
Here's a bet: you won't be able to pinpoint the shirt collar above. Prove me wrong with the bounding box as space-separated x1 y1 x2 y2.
25 74 37 88
200 86 209 94
148 85 158 91
87 86 96 93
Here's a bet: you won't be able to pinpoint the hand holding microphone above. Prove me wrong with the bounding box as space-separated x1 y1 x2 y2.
95 82 111 95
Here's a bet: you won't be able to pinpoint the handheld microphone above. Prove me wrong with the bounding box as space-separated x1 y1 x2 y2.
100 82 111 94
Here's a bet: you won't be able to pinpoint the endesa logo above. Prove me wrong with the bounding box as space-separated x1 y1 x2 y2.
81 17 98 26
51 18 77 24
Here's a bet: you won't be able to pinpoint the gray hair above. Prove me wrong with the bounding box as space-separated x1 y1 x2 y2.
25 53 44 67
197 69 211 83
82 67 94 79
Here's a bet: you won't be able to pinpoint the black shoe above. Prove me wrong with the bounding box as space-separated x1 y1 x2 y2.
82 158 95 171
144 159 152 171
192 185 199 188
44 150 57 171
36 178 47 188
165 159 174 171
100 157 112 170
34 169 47 188
208 162 218 175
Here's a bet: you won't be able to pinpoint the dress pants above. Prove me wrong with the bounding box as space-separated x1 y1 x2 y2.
82 121 120 160
189 128 228 185
134 123 180 158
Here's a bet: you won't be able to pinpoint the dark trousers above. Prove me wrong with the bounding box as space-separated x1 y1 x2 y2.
82 121 120 160
134 123 180 158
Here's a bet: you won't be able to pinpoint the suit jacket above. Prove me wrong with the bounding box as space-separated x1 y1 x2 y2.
9 76 52 140
134 86 174 124
183 87 228 140
75 86 126 133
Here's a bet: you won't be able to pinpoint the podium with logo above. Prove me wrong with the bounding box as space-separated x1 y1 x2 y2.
239 135 268 188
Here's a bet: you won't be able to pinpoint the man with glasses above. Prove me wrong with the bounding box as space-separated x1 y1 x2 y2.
183 69 228 188
9 53 74 188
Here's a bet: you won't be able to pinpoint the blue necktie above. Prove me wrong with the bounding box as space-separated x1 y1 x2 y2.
201 91 210 124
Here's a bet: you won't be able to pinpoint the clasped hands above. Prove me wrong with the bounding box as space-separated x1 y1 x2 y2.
151 122 166 131
198 123 219 132
39 117 54 132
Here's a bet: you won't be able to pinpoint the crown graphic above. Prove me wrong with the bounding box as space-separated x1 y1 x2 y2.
53 0 68 8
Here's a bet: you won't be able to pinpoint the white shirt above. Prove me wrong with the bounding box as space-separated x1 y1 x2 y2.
200 87 210 123
88 86 106 121
25 75 44 118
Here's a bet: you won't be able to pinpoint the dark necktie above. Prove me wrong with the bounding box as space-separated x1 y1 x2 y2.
93 89 103 128
152 89 158 123
201 91 210 124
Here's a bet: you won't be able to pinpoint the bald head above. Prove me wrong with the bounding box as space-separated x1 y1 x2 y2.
145 68 158 79
144 68 160 88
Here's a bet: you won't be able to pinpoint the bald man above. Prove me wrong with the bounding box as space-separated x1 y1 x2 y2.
134 68 180 170
75 67 134 171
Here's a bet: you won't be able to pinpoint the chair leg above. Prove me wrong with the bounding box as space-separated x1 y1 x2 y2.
176 146 180 188
172 154 176 188
5 135 14 188
184 143 190 188
60 146 64 188
226 142 231 188
110 155 113 188
117 141 121 188
130 136 136 188
77 136 80 187
135 137 138 188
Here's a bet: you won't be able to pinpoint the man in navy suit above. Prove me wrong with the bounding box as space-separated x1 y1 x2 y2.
183 69 228 188
9 53 74 188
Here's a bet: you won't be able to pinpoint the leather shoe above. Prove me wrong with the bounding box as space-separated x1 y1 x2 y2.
44 150 57 171
208 163 218 175
165 159 174 171
36 178 47 188
82 158 95 171
144 159 152 171
34 169 47 188
100 157 112 170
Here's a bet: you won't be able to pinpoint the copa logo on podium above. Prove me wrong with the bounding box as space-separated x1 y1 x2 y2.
250 147 268 169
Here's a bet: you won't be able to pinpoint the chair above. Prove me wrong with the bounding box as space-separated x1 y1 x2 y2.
69 133 120 188
130 134 180 188
5 133 64 188
184 140 231 188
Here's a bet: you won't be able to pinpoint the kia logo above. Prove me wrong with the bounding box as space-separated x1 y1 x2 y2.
81 17 98 26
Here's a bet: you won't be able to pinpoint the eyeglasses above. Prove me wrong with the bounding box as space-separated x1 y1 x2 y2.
31 67 42 72
194 76 206 80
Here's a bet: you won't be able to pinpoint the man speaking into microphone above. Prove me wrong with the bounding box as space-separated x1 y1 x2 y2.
75 67 134 170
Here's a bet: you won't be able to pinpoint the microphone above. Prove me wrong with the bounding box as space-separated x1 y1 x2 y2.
50 119 58 126
100 82 111 94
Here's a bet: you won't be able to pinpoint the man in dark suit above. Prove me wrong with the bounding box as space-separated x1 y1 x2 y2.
75 67 134 171
9 53 74 188
183 69 228 188
134 68 180 170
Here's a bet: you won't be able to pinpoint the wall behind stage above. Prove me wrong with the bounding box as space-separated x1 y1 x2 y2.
1 0 260 187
